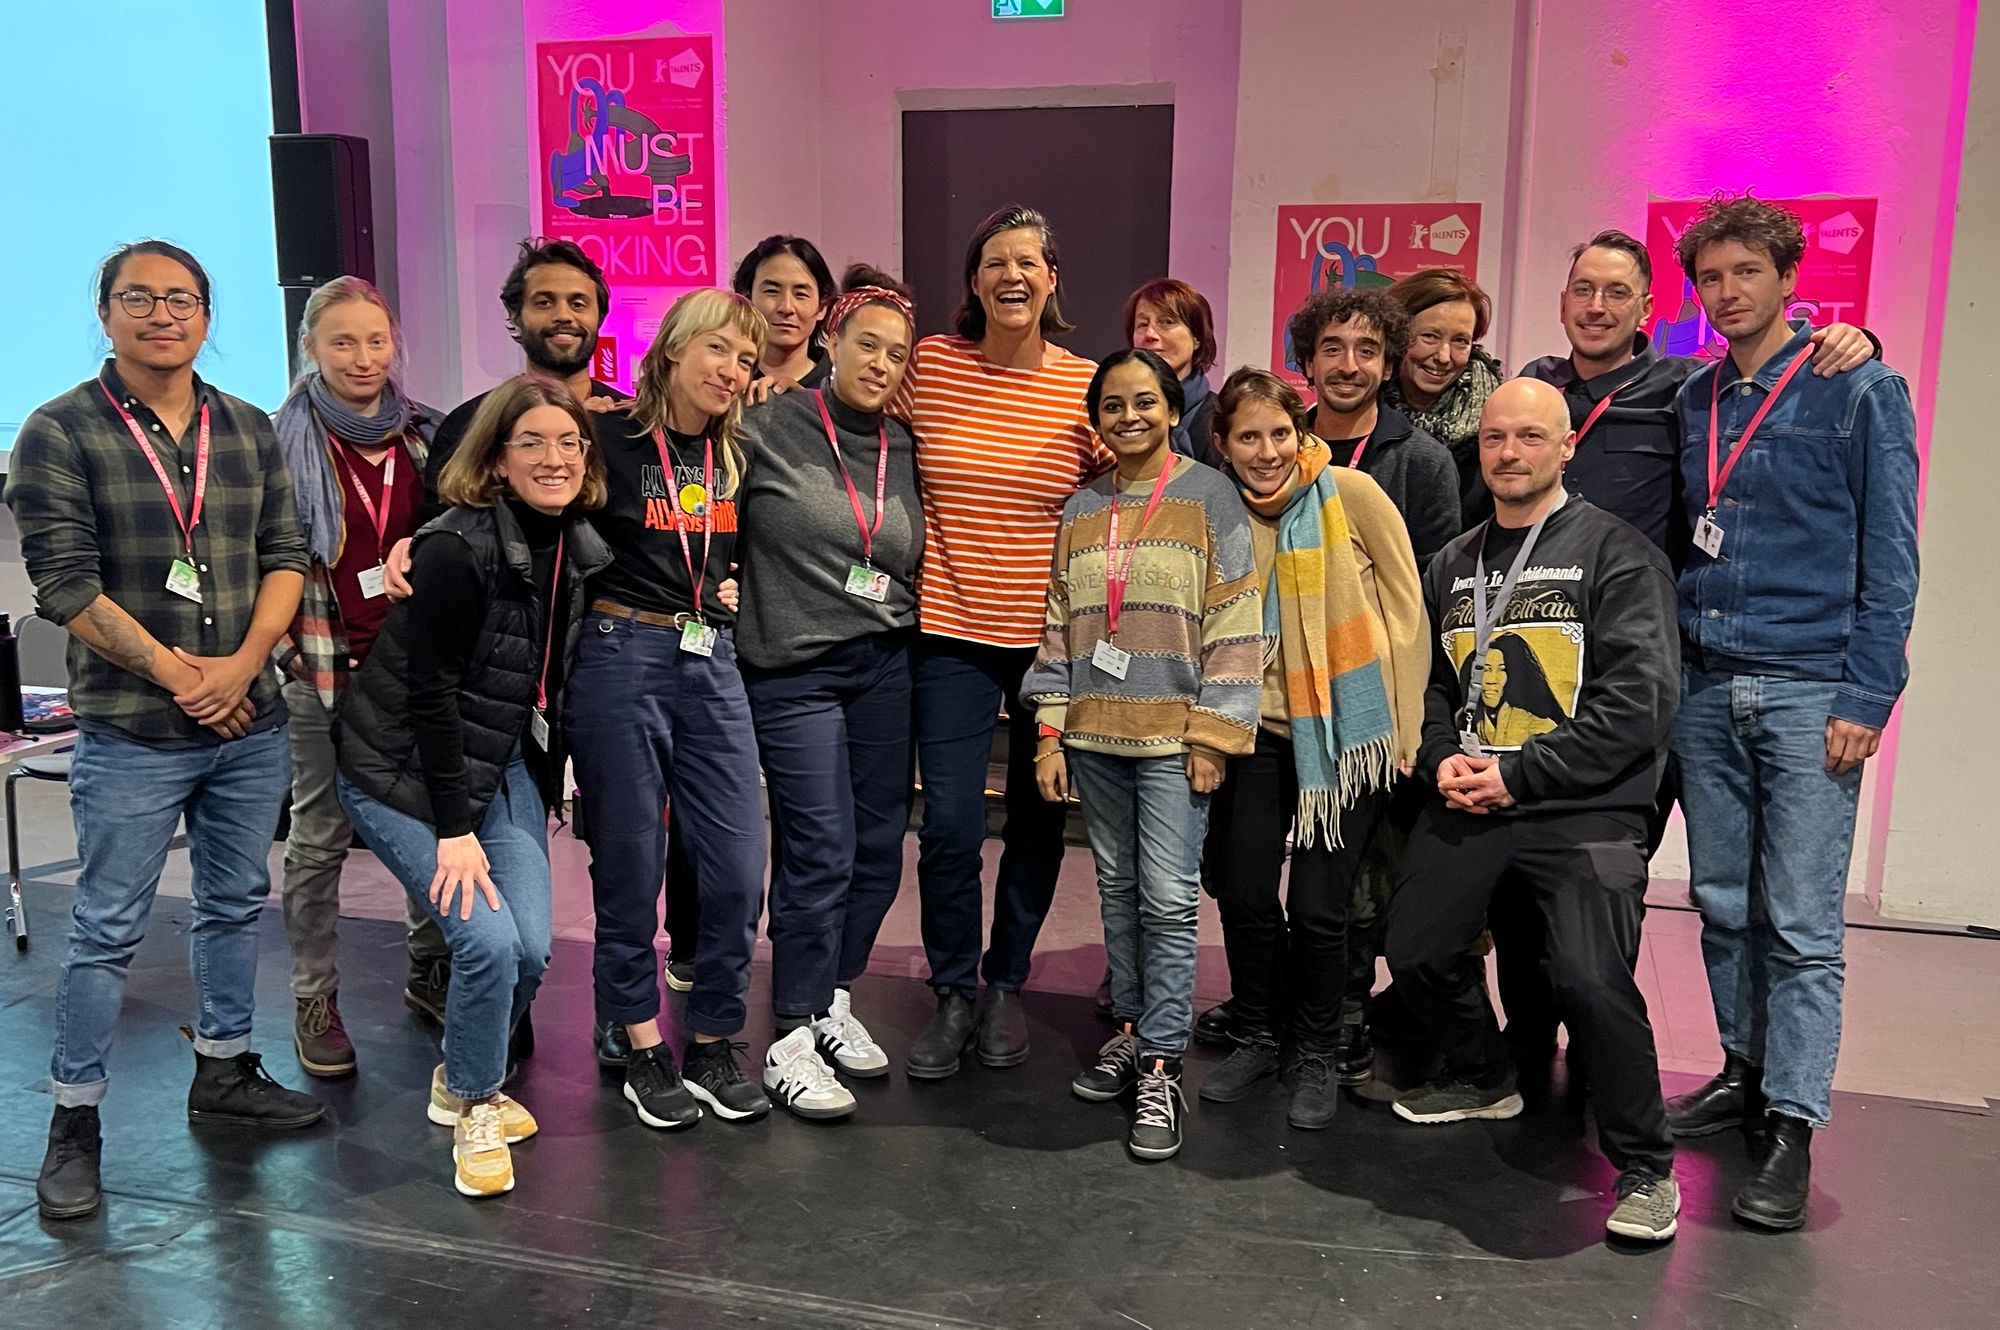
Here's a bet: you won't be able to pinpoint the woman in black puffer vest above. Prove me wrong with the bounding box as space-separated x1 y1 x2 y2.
335 374 609 1200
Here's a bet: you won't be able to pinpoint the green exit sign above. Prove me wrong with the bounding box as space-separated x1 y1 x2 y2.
993 0 1064 17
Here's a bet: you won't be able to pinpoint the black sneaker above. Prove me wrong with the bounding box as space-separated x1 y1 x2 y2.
187 1045 325 1129
596 1019 634 1069
1287 1051 1340 1130
1129 1056 1186 1161
404 957 450 1027
1073 1025 1139 1101
664 958 696 993
1333 1023 1374 1085
623 1044 700 1129
1197 1039 1280 1103
1193 999 1237 1048
36 1104 102 1220
1392 1072 1524 1125
683 1040 772 1122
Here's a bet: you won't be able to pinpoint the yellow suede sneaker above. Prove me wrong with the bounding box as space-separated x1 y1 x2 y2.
427 1064 538 1141
453 1102 513 1198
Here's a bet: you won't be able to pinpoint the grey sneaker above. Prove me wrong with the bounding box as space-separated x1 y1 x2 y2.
1606 1170 1680 1241
1073 1025 1140 1101
1392 1073 1524 1124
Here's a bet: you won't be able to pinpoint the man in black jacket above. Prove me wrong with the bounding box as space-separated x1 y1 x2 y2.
1384 377 1680 1243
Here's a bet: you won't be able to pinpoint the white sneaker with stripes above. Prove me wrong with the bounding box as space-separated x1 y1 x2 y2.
763 1026 856 1121
812 988 890 1078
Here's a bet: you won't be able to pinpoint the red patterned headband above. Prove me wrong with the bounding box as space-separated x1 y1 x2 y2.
826 286 916 337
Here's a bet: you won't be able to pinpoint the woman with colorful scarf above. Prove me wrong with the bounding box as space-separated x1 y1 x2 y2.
1196 368 1429 1130
1022 349 1262 1163
271 276 445 1079
1382 267 1505 530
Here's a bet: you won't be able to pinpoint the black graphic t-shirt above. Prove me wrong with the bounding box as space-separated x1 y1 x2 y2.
588 410 739 624
1417 498 1679 815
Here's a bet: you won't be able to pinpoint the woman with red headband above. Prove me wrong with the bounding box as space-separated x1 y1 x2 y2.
735 266 926 1120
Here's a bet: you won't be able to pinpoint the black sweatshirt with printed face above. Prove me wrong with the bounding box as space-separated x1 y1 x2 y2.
1415 497 1680 815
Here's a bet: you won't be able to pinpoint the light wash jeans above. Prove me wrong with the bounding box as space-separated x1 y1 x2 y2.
1068 750 1210 1057
338 758 552 1101
1674 670 1863 1126
52 725 292 1106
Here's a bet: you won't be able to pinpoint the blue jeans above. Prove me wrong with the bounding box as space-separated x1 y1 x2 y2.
744 632 914 1022
1674 669 1862 1126
568 614 766 1037
913 635 1069 995
338 759 552 1101
1068 751 1209 1056
52 725 291 1107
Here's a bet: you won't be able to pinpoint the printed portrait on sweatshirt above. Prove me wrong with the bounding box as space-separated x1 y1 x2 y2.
1445 623 1583 750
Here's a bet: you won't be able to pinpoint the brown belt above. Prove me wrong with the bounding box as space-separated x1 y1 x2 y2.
590 598 698 629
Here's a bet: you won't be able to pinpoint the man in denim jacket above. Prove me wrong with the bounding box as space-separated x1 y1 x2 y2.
1662 193 1919 1232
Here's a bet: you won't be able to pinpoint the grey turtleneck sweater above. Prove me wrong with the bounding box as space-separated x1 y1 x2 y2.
735 386 925 670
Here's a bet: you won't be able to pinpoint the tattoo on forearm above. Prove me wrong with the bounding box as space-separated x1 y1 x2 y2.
78 602 162 681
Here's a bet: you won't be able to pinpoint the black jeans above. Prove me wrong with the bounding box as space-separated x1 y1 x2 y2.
1488 755 1676 1057
1386 801 1674 1175
913 635 1070 995
1205 730 1388 1051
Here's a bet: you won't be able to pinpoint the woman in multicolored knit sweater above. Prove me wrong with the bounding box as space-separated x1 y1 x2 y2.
1021 348 1262 1163
1195 369 1429 1131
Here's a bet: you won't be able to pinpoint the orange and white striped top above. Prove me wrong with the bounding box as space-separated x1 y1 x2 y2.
894 335 1105 647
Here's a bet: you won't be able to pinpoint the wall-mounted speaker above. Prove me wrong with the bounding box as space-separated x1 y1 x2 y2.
270 133 375 286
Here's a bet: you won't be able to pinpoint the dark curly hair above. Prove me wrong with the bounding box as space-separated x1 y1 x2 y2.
1286 288 1408 378
1674 192 1805 283
499 238 609 327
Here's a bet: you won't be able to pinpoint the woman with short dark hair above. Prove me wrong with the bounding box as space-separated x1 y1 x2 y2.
336 374 611 1198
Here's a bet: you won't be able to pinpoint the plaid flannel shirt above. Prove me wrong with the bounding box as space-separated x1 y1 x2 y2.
3 363 309 745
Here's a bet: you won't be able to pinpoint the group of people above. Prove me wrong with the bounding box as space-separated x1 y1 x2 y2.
9 191 1918 1247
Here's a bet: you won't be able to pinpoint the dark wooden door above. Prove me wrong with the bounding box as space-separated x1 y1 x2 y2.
902 105 1175 363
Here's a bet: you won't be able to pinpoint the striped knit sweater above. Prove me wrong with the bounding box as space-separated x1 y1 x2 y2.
1022 454 1263 758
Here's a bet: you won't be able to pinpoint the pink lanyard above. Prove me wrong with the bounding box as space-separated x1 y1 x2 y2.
652 429 715 617
1345 431 1374 470
536 533 565 712
330 435 397 561
1104 460 1176 636
814 389 890 566
1706 345 1813 510
101 385 209 554
1573 385 1624 443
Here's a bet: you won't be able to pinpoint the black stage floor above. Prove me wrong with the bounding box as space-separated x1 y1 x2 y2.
2 882 1995 1329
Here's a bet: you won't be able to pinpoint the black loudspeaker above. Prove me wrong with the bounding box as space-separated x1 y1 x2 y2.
270 133 375 286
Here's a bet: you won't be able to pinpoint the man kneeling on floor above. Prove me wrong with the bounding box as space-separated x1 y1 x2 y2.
1383 377 1681 1242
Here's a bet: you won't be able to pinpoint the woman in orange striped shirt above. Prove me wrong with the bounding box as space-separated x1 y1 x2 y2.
896 204 1106 1080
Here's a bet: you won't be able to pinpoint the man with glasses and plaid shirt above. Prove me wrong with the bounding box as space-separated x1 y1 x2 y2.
6 241 323 1223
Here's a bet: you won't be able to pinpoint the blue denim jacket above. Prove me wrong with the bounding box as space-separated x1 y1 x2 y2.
1674 321 1919 730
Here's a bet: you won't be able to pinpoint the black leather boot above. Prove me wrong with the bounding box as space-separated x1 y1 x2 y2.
1733 1112 1813 1230
1665 1051 1764 1137
975 987 1030 1068
37 1105 102 1220
904 992 978 1080
188 1047 325 1129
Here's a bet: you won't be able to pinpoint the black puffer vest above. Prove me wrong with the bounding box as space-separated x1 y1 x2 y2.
335 502 612 828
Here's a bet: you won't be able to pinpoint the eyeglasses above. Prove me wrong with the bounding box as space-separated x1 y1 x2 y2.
1565 281 1640 309
112 289 204 320
505 433 588 460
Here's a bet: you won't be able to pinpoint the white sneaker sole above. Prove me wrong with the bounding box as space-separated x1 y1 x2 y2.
686 1079 771 1122
622 1080 701 1130
828 1053 890 1079
1128 1137 1182 1161
1393 1092 1525 1124
453 1166 515 1197
764 1076 856 1121
1605 1213 1679 1241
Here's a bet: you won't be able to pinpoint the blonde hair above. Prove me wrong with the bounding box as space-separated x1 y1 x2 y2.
437 375 607 511
629 288 767 499
291 275 404 388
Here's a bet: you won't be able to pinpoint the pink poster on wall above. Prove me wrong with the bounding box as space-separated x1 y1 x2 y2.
1269 203 1483 383
1643 197 1876 361
535 35 719 386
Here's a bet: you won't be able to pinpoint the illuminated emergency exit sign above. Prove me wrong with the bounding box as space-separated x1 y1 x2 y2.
993 0 1065 17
